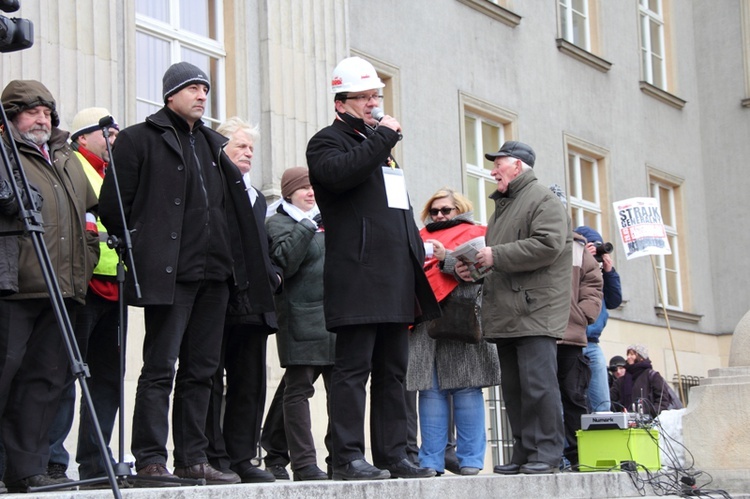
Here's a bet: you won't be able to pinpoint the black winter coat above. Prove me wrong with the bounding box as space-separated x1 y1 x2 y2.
99 108 275 315
306 117 440 331
224 187 281 331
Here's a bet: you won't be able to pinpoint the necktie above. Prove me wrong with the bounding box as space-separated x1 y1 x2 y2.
38 145 50 162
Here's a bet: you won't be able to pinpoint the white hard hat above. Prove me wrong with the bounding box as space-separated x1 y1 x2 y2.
330 56 385 94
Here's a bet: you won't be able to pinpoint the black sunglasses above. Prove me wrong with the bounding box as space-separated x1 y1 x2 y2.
429 207 456 217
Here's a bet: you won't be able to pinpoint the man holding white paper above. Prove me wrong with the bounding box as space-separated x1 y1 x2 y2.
457 141 571 475
306 56 440 481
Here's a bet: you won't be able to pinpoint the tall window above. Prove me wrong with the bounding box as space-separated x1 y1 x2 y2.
564 134 609 235
135 0 225 126
639 0 667 89
559 0 590 50
461 94 517 225
650 177 683 309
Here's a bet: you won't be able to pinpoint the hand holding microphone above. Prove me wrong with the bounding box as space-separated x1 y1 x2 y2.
371 107 402 141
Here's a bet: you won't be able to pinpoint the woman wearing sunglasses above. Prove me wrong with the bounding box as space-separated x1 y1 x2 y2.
405 188 501 476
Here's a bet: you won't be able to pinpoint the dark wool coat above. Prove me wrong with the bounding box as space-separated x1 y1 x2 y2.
306 117 440 331
99 108 274 314
224 188 281 331
266 207 334 366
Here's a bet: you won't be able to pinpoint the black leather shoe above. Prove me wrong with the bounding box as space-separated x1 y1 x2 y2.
493 463 521 475
332 459 390 480
231 462 276 483
266 464 290 480
444 449 461 475
520 462 558 475
6 474 74 493
47 463 69 480
174 463 240 484
384 458 436 478
293 464 328 481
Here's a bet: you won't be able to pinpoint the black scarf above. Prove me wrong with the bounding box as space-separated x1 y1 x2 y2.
620 359 653 409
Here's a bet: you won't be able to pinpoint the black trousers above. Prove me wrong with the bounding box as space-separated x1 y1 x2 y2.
283 365 333 471
557 344 591 466
329 323 409 467
75 290 126 479
0 299 74 483
206 326 268 470
495 335 564 467
131 280 229 469
260 379 288 467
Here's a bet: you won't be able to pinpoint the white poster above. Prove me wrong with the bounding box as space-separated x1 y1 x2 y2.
612 197 671 260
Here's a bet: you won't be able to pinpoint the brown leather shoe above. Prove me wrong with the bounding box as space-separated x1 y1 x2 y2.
137 463 173 478
134 463 181 487
174 463 240 485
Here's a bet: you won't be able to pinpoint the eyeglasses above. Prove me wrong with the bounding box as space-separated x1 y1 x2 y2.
429 207 457 217
346 93 384 102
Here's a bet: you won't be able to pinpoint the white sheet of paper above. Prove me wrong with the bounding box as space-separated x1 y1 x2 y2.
382 167 409 210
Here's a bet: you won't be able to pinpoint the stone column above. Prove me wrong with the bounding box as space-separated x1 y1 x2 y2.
682 309 750 492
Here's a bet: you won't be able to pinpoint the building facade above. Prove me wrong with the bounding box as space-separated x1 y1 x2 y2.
3 0 748 468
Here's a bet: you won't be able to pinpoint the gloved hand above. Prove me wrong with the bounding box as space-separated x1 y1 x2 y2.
313 213 323 229
0 179 17 215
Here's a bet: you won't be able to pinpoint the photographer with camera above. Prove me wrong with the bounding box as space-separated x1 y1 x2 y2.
574 226 622 413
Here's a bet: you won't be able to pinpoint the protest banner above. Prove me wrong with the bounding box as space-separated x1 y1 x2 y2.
613 197 671 260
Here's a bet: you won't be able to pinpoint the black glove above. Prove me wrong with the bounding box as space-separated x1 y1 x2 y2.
313 213 323 228
0 179 17 216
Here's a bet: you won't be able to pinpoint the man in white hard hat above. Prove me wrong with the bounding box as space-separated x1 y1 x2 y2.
306 56 440 481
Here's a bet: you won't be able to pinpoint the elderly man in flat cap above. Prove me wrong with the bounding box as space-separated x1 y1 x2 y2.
0 80 100 492
99 62 275 485
457 141 572 476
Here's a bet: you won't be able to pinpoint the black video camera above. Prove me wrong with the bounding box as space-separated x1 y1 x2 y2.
593 240 613 263
0 0 33 53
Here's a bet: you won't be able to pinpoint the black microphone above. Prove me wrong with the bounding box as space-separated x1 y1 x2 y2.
371 107 402 141
99 115 115 129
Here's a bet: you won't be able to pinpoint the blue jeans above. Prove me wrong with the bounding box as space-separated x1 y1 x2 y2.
583 342 610 412
417 367 486 472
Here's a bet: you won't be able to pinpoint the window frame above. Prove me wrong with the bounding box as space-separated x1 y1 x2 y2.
648 168 686 311
563 133 610 237
559 0 591 51
459 93 517 225
638 0 668 90
134 0 227 126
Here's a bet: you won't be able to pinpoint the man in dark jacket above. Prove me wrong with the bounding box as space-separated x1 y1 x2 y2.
306 56 440 481
99 62 275 485
204 117 282 483
575 225 622 413
1 80 100 492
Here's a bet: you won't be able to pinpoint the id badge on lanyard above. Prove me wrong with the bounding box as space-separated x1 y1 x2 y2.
382 167 409 210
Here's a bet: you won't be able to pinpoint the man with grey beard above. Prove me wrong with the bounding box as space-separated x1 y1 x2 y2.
0 80 99 492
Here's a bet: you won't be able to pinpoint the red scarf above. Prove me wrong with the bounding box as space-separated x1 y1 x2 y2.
78 145 108 177
420 221 486 303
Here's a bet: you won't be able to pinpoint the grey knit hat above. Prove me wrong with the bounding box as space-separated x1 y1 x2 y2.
162 62 211 103
627 344 649 360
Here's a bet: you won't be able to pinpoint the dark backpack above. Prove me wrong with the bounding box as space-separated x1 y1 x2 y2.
650 370 684 411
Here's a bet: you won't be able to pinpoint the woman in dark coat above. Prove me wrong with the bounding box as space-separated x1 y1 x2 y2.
265 167 333 481
610 344 673 417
